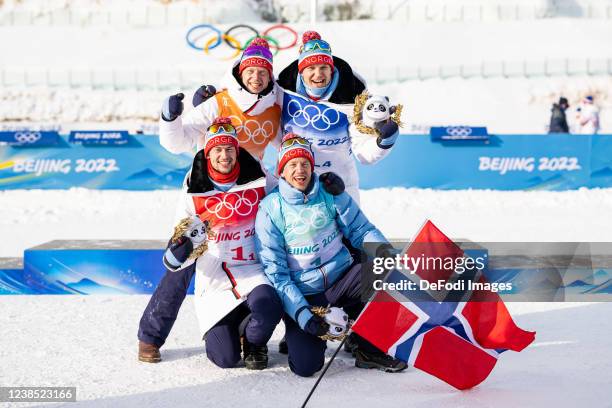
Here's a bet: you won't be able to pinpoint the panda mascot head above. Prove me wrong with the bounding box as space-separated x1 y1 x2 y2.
184 216 209 245
362 95 391 128
171 215 213 261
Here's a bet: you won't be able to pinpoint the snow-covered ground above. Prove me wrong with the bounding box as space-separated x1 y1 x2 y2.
2 187 612 258
1 188 611 406
0 296 610 408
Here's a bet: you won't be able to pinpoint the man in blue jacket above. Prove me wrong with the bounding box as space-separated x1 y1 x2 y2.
254 134 407 377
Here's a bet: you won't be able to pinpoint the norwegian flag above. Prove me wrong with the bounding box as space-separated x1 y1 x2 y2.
352 220 535 390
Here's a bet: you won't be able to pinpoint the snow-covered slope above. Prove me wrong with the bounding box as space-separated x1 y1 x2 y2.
0 296 610 408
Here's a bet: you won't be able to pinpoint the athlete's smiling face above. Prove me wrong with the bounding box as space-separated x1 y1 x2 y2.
282 157 312 192
302 64 332 88
207 145 237 174
241 67 270 94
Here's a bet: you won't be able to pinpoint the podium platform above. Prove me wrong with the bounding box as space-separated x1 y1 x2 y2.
0 240 194 295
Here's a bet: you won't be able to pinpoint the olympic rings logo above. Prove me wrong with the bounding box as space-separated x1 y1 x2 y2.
286 99 341 131
285 205 331 236
203 189 260 220
228 115 274 146
14 131 42 144
446 126 473 137
186 24 298 61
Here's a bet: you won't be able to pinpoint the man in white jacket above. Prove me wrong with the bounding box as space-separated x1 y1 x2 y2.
138 117 283 370
159 37 283 160
275 31 400 204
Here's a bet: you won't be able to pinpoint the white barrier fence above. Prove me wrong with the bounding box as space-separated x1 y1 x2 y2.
1 1 612 27
2 58 611 91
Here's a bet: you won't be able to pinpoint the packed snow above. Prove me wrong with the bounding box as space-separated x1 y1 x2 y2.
1 296 610 408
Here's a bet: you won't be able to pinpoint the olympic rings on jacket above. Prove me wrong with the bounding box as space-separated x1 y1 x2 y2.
186 23 298 55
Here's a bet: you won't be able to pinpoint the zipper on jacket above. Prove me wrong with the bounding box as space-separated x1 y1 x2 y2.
319 267 328 289
221 262 241 299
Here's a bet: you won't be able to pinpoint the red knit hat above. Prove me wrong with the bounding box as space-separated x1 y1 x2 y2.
204 117 239 157
277 133 315 174
239 37 274 77
298 31 334 73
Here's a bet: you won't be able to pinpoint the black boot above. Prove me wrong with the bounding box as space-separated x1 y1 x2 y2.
354 349 408 373
243 340 269 370
278 335 288 355
343 333 358 355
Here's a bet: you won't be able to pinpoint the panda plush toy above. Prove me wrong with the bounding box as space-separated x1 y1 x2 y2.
183 215 209 245
362 95 393 128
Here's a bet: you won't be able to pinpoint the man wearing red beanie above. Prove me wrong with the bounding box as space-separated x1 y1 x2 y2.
139 117 283 369
159 37 282 161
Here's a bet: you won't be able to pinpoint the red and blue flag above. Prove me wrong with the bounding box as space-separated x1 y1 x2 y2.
352 220 536 390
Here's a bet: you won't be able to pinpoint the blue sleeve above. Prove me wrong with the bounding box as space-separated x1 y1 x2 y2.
254 207 313 329
332 191 388 257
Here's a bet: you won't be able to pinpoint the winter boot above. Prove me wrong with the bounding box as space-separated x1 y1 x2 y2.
354 349 407 373
278 335 288 355
243 340 268 370
138 341 161 363
343 333 358 355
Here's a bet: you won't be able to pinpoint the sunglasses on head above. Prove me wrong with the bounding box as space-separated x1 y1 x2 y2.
281 137 311 149
300 39 332 54
208 123 236 134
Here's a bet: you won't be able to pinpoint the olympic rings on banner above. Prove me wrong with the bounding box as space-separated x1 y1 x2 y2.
204 34 242 61
186 23 221 51
224 24 260 50
262 24 298 51
185 23 299 56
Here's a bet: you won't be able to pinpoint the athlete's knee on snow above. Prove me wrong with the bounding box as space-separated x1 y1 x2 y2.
289 354 325 377
207 347 242 369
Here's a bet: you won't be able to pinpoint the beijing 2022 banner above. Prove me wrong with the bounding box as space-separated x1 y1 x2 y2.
0 132 192 190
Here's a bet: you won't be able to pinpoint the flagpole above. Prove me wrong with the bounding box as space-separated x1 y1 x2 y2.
300 335 348 408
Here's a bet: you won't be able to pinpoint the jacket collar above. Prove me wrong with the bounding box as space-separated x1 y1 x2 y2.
278 176 319 205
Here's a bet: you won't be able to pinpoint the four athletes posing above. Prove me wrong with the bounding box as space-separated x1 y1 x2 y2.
138 30 403 376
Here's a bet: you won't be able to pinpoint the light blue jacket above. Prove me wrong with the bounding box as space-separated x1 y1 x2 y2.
255 177 386 330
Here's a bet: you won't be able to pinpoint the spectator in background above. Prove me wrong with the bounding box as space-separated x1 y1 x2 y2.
576 95 600 135
548 97 570 134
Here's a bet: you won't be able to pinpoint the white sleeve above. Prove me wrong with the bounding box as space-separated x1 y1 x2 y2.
159 98 220 154
171 175 196 227
350 123 392 165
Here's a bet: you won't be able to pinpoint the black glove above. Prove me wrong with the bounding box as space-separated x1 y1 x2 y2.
193 85 217 108
376 243 397 259
161 93 185 122
162 236 193 271
319 172 345 196
375 119 399 149
304 314 330 337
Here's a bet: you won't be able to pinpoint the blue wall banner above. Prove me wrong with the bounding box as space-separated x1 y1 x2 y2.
2 133 612 190
0 131 61 147
0 134 192 190
357 134 612 190
68 130 130 146
430 126 489 142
